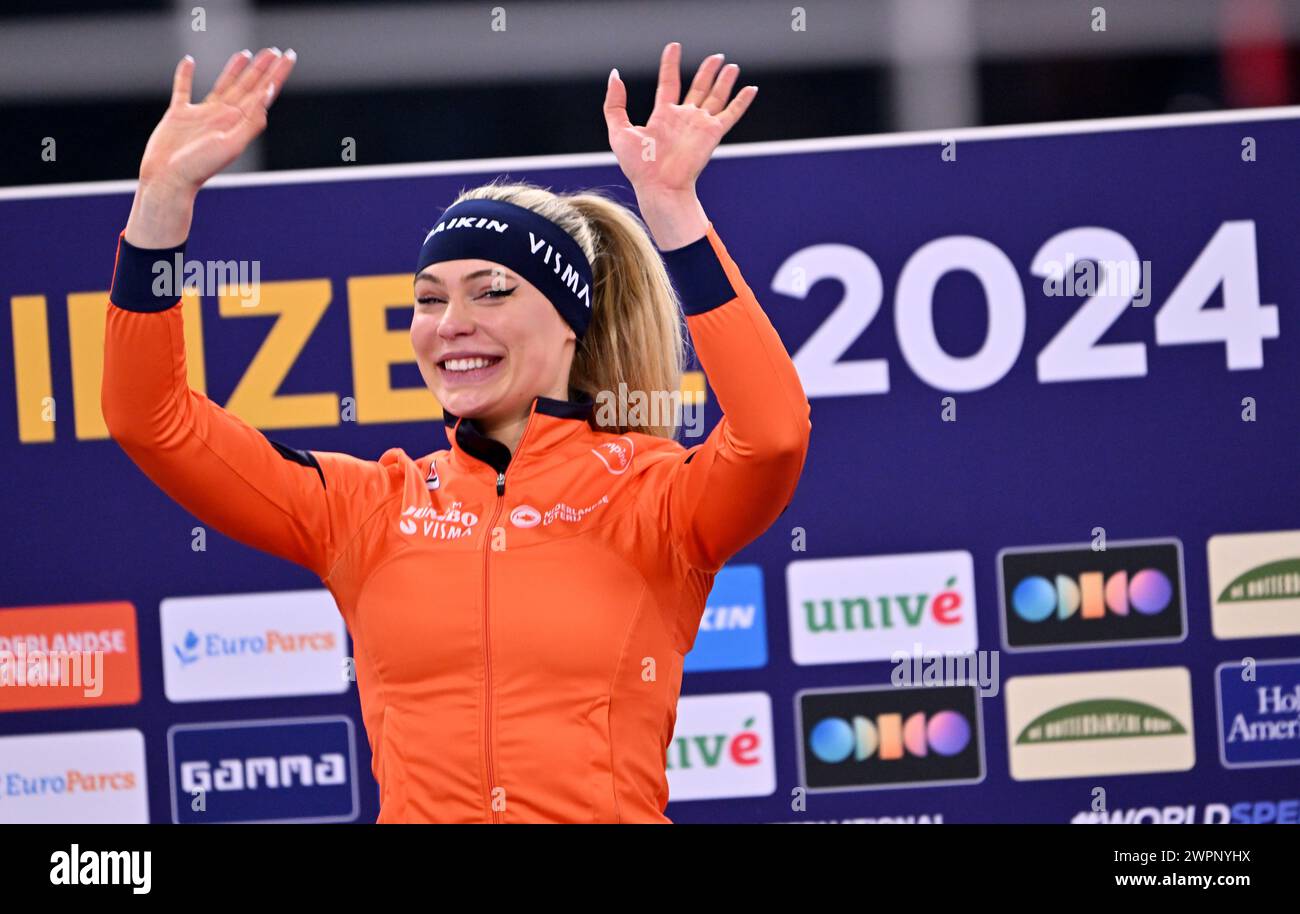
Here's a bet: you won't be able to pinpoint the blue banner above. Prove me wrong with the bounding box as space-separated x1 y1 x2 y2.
2 108 1298 823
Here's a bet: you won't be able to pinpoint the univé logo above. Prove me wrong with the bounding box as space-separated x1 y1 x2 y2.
999 539 1185 650
665 692 775 801
786 551 978 666
796 684 983 791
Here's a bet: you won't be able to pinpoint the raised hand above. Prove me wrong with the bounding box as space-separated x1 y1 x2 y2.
125 48 296 247
139 48 297 195
603 42 756 197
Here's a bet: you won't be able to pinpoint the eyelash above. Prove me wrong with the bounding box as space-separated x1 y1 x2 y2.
416 287 515 305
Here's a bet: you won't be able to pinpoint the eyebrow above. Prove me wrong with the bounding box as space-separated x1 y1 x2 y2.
414 268 516 287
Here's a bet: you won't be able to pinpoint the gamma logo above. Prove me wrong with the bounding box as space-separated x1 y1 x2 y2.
998 538 1185 651
167 716 358 824
1005 666 1194 780
795 684 983 792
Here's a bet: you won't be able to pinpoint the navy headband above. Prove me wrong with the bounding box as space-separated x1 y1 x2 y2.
416 198 594 339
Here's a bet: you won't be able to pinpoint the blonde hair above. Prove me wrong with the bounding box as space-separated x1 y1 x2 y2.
445 178 687 439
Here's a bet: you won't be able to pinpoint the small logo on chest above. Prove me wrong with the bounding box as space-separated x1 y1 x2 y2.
398 501 479 540
509 495 611 528
591 437 635 475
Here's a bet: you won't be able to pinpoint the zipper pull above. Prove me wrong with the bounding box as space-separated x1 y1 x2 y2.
496 471 506 496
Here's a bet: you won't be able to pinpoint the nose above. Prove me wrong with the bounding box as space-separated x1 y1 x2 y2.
436 294 476 339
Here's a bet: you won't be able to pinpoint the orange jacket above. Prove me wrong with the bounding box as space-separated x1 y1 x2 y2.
102 219 811 823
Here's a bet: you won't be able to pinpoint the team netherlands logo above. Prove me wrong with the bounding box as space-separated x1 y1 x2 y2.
591 436 635 475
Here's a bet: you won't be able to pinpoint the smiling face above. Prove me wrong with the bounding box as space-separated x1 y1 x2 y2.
411 259 578 429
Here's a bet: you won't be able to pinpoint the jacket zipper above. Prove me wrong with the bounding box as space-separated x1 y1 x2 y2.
480 403 540 823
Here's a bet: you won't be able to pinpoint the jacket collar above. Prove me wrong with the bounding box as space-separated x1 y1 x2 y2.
442 392 596 476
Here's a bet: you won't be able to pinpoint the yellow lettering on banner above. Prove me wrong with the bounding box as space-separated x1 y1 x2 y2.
347 274 442 424
13 278 711 444
681 370 705 403
219 280 337 429
68 291 208 440
11 295 54 443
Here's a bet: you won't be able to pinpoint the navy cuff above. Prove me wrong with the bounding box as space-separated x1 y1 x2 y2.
109 232 188 312
660 227 736 316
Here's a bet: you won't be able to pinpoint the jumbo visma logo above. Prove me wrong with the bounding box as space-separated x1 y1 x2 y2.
809 710 971 762
1014 698 1188 744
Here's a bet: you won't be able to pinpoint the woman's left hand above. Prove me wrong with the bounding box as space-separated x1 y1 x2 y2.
603 42 756 198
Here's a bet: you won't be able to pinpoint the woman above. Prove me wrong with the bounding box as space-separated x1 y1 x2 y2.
103 42 811 823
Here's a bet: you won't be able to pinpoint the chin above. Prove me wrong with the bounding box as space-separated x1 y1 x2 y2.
439 389 502 421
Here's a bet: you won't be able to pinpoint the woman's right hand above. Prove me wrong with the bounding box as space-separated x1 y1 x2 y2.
125 47 296 247
143 47 296 193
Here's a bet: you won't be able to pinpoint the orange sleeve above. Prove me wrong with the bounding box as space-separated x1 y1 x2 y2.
101 230 390 581
657 221 812 574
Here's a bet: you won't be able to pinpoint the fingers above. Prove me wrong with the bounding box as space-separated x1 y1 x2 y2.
683 53 725 109
715 85 757 135
170 55 195 107
603 67 632 133
227 47 281 106
652 41 681 111
701 62 740 116
263 49 297 108
207 49 253 102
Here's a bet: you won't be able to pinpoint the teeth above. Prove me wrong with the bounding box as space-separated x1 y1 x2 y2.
442 356 498 372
